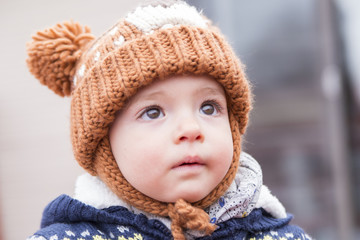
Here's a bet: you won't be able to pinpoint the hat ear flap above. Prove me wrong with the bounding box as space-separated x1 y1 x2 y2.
26 21 95 97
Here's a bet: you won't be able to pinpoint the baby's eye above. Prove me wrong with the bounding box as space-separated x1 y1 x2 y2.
140 106 164 120
200 101 221 115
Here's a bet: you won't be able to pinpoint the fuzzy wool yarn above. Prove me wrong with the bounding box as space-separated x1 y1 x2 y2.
26 1 252 239
27 21 94 97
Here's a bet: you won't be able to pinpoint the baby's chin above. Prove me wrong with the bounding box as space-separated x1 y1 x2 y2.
154 190 210 204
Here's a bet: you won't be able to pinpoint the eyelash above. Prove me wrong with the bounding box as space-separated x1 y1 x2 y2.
137 99 224 120
137 105 163 119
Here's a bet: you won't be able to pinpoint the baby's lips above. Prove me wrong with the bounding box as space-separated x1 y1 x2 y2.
172 155 205 168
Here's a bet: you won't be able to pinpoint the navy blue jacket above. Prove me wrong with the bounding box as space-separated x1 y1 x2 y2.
28 195 310 240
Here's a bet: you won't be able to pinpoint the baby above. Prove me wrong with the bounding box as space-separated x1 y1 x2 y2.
26 0 311 239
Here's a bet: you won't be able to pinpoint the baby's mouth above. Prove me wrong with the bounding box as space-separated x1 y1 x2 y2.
179 162 199 166
173 156 205 169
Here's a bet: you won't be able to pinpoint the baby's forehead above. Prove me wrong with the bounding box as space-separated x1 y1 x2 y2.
130 74 226 100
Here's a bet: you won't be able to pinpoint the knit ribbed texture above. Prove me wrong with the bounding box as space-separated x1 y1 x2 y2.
26 1 252 239
71 21 250 175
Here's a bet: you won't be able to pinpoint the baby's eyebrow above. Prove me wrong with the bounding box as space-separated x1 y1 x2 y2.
130 86 225 105
127 90 169 107
195 87 225 97
137 91 166 101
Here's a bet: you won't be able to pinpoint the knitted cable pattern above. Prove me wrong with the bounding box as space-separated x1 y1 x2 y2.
26 1 252 239
70 22 251 175
168 199 217 239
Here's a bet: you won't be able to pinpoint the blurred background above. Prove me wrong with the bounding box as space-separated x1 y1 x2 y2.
0 0 359 239
187 0 360 239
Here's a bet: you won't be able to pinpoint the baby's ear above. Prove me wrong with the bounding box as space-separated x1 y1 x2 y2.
26 21 95 97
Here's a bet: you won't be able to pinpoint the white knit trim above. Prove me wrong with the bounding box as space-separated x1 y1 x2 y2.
74 173 129 209
125 1 209 34
256 185 287 219
73 173 173 232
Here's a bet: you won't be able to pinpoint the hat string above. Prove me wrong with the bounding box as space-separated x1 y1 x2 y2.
168 199 216 240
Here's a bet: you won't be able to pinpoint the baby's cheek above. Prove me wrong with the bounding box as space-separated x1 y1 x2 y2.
214 142 233 173
133 148 163 171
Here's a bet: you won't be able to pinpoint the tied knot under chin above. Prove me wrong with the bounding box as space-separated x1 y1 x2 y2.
168 199 217 240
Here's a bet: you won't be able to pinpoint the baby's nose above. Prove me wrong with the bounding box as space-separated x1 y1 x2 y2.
174 118 204 144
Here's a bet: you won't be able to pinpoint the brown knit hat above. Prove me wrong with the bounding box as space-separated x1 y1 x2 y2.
26 1 252 239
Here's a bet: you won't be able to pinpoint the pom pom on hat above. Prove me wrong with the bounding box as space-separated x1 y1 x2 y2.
26 21 95 97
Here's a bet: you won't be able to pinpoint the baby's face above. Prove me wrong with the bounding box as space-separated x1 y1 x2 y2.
109 75 233 203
